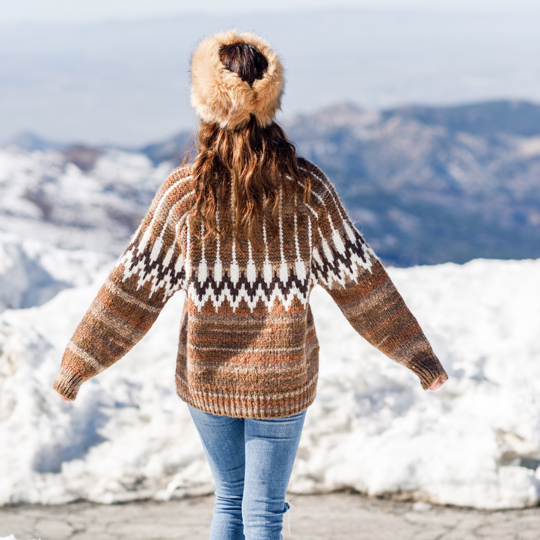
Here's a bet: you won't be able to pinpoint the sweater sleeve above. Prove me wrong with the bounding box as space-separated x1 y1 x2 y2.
52 169 189 400
309 169 448 390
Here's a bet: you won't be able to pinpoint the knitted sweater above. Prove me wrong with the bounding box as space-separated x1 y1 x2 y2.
53 157 448 418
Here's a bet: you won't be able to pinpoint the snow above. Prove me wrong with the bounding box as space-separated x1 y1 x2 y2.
1 252 540 511
1 145 540 515
0 147 171 253
0 233 112 311
0 537 40 540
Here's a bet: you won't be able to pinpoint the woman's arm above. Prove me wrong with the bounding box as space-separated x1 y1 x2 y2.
308 165 448 391
52 166 192 400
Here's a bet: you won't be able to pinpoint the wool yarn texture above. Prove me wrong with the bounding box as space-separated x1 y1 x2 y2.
53 158 449 418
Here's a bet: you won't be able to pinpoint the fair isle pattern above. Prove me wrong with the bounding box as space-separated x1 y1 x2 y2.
118 164 377 313
53 157 448 418
118 169 194 301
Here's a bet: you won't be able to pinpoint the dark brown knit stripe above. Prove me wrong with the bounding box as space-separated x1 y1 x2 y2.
62 346 105 378
103 278 162 314
98 279 164 325
180 340 319 379
73 322 137 366
88 298 145 343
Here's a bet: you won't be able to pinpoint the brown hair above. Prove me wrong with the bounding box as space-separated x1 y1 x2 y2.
190 42 312 245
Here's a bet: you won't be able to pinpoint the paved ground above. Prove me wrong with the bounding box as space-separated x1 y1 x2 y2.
1 492 539 540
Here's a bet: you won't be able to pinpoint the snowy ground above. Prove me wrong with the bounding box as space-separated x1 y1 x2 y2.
1 246 539 511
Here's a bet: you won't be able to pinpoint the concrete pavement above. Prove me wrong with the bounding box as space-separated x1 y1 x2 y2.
1 492 539 540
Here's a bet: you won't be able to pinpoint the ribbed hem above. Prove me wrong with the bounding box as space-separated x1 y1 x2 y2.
52 366 84 401
408 356 449 390
175 376 317 419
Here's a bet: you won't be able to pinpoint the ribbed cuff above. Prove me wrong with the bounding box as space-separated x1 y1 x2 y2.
53 366 84 400
408 355 448 390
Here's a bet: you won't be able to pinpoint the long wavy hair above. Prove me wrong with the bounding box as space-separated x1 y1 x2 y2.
190 42 312 245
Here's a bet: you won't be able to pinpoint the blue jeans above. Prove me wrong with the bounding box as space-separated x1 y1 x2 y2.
187 403 308 540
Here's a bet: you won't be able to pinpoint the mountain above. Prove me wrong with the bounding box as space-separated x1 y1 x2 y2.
5 131 68 152
283 99 540 265
0 146 173 254
2 98 540 265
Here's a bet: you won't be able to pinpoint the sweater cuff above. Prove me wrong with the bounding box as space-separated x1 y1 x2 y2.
408 356 448 390
53 366 84 400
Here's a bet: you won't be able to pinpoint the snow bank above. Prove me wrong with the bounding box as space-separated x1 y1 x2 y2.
0 233 112 312
0 536 40 540
0 258 539 510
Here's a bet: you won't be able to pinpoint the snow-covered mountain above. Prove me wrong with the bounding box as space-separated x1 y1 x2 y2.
4 99 540 266
1 258 539 510
0 146 173 254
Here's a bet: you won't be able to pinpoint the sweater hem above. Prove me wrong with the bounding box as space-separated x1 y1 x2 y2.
175 380 317 419
409 356 449 390
52 366 84 400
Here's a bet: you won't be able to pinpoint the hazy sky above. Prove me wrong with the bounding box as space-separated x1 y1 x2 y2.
3 0 540 24
2 4 538 145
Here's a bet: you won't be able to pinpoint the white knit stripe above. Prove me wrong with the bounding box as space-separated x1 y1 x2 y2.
290 173 344 253
299 166 357 243
188 343 306 354
230 180 239 287
147 188 195 262
198 222 208 283
262 197 273 287
185 213 192 279
174 212 189 238
299 166 345 221
187 275 310 314
308 214 318 287
67 341 108 372
293 193 306 280
138 174 193 253
293 172 376 285
293 194 301 262
103 278 161 314
156 189 195 243
88 299 144 341
247 239 257 284
278 184 288 283
214 204 223 282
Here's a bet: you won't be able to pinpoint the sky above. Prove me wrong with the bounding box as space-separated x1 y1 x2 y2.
1 2 539 145
2 0 540 24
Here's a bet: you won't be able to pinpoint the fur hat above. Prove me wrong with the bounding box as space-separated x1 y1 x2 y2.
190 29 285 130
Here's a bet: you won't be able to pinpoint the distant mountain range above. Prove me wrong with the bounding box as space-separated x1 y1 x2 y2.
2 98 540 266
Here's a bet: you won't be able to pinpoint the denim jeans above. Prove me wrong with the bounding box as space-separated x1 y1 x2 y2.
187 403 308 540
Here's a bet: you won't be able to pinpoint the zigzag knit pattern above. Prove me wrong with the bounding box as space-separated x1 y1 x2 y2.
53 157 448 418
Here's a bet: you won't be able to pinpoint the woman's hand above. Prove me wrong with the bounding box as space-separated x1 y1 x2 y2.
428 376 447 391
58 394 72 402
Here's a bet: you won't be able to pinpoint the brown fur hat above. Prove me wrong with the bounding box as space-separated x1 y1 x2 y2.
190 29 285 130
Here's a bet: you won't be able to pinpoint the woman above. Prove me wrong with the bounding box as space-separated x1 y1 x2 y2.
53 29 448 540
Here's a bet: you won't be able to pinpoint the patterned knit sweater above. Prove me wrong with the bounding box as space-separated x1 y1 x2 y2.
53 157 448 418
